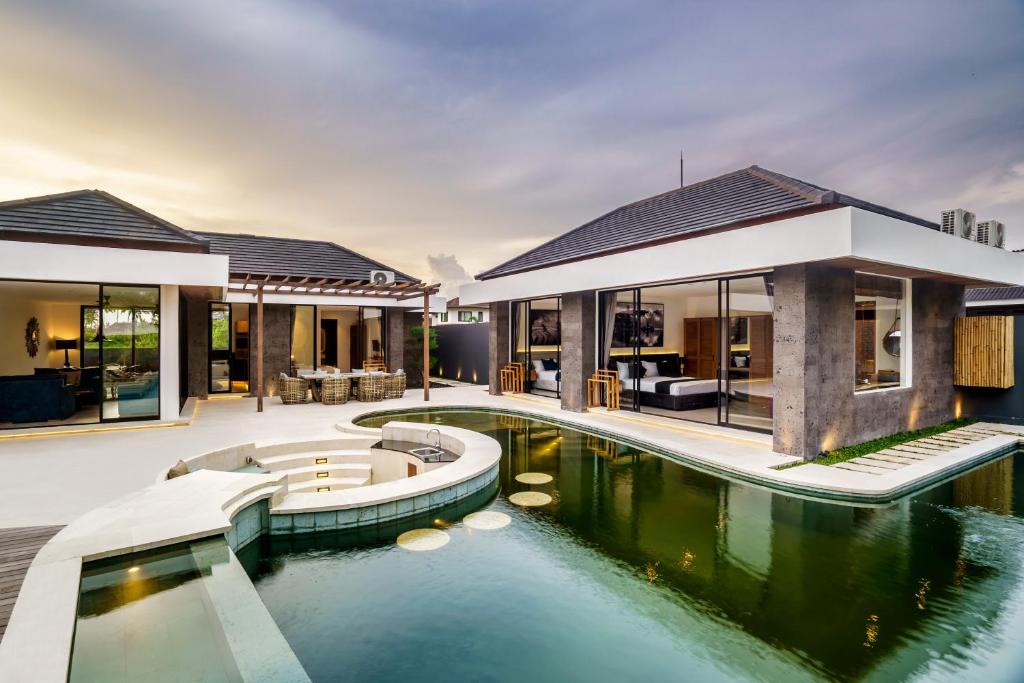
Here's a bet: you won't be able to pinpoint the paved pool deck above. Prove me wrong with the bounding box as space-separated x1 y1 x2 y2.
0 385 1021 529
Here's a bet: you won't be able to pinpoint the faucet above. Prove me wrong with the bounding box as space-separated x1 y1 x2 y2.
426 428 442 449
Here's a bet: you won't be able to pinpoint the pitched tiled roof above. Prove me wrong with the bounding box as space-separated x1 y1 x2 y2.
0 189 207 251
477 165 939 280
194 231 417 283
966 286 1024 303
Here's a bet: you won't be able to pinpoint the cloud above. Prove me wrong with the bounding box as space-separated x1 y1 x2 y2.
426 254 473 299
0 0 1021 269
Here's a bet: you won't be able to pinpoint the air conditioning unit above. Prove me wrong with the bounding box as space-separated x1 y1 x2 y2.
370 269 395 286
976 220 1006 248
940 208 975 239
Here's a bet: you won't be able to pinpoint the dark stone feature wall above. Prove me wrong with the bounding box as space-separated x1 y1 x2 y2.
488 302 510 395
560 290 596 412
957 314 1024 424
386 307 406 373
774 265 964 459
250 303 291 397
182 295 209 399
435 323 489 384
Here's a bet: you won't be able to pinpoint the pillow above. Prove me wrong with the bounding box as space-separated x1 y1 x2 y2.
532 359 546 373
541 359 559 371
615 361 631 380
641 361 659 377
656 357 682 377
279 372 289 381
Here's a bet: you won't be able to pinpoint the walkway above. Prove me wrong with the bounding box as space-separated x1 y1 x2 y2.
831 424 1015 475
0 526 62 642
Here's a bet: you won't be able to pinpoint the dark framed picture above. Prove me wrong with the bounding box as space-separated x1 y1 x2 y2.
612 302 664 348
529 309 560 345
729 317 748 345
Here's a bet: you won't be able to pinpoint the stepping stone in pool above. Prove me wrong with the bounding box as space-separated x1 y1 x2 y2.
509 491 553 507
515 472 553 485
396 528 450 551
463 511 511 530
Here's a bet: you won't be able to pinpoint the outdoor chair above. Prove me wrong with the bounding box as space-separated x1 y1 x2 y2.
278 375 309 404
363 360 387 373
358 373 386 402
321 376 351 405
384 372 406 399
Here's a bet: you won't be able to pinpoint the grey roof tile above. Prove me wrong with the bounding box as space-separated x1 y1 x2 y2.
0 189 206 248
477 165 939 280
966 286 1024 303
194 231 417 283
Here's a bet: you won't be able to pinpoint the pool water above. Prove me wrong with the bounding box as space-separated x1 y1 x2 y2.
238 411 1024 682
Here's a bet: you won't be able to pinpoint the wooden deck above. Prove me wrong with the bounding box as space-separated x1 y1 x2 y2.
0 525 63 642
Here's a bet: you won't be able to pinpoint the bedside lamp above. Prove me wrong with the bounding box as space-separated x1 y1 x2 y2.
55 338 77 368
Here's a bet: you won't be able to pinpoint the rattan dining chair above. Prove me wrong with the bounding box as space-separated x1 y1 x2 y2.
358 373 386 402
278 375 309 404
321 376 351 405
384 373 406 399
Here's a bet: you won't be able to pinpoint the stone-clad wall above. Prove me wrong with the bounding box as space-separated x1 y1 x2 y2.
182 294 209 399
773 265 964 459
386 307 405 373
488 301 510 395
249 303 291 396
560 290 596 412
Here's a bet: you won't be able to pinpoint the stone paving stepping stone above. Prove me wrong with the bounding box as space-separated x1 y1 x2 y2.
879 448 929 460
397 528 450 552
833 462 884 475
929 434 975 444
850 457 904 470
914 439 955 450
866 453 917 465
891 446 941 458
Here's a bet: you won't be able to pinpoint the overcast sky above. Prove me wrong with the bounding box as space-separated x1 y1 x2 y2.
1 1 1021 292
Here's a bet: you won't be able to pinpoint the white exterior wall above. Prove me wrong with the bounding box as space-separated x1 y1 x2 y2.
459 207 1024 304
0 241 228 287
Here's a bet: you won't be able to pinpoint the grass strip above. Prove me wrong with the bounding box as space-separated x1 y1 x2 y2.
816 418 976 466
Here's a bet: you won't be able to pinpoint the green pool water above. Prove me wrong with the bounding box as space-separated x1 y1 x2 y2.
235 411 1024 682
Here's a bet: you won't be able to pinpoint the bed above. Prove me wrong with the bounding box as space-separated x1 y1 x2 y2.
530 360 560 393
611 353 719 411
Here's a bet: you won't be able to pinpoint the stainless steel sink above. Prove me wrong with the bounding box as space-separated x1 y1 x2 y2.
410 446 444 462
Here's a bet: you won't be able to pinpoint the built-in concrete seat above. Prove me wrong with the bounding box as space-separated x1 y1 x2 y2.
289 475 370 492
255 449 373 469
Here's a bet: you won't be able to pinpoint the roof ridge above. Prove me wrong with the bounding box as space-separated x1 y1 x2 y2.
90 190 207 246
745 166 835 204
0 188 96 210
475 166 759 279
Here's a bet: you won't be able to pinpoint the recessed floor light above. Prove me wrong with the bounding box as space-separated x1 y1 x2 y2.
508 491 552 507
515 472 553 485
463 510 512 530
396 528 450 551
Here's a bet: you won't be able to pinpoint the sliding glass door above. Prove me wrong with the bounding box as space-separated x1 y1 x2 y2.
100 285 160 421
598 274 773 434
511 297 561 398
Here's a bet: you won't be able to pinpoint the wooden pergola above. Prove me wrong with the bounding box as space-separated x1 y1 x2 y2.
225 273 440 411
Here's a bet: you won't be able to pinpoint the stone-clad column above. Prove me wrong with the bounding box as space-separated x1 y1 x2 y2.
386 307 405 372
560 290 596 412
772 264 854 459
488 302 510 395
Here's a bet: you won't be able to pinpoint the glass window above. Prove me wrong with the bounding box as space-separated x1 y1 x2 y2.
512 298 560 397
290 305 316 374
209 303 231 393
101 286 160 421
855 273 907 392
458 310 479 322
362 307 385 367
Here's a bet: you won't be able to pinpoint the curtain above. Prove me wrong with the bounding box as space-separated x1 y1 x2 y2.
600 292 617 370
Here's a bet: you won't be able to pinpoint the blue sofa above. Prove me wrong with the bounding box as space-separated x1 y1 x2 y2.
0 375 75 423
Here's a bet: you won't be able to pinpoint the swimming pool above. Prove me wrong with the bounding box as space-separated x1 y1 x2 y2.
233 410 1024 682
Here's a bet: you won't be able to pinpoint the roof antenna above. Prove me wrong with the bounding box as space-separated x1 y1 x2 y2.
679 150 685 188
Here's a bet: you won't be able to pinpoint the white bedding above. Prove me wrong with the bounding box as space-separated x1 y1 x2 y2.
630 375 719 396
534 369 559 391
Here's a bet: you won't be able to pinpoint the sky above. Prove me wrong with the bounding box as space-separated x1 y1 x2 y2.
0 1 1022 295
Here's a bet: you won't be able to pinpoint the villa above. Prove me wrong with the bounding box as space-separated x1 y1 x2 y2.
459 165 1024 459
430 296 489 325
0 189 440 431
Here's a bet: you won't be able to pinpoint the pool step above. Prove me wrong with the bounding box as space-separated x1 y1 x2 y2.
278 463 372 484
290 475 370 493
256 450 373 469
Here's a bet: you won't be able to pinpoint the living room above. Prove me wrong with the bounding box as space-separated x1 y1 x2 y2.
0 279 161 429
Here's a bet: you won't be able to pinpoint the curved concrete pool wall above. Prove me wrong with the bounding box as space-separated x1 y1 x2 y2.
0 422 501 682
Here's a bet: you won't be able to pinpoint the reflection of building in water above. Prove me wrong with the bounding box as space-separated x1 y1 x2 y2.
536 429 1022 681
952 456 1015 514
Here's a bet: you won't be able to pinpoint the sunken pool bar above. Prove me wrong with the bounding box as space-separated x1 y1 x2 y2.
0 421 500 683
1 408 1022 681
